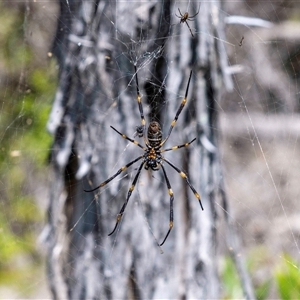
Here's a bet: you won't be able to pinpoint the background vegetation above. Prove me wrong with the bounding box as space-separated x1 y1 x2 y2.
0 2 56 297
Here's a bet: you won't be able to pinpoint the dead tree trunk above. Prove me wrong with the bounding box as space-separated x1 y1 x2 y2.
45 0 255 298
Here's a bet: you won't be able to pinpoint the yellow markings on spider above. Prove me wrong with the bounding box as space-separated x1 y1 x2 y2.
171 120 177 127
137 95 141 102
121 166 127 171
149 148 156 159
194 192 200 200
133 141 139 145
129 185 135 192
141 119 146 125
169 221 173 228
122 134 126 138
180 172 187 179
168 189 174 196
182 98 187 105
171 143 183 150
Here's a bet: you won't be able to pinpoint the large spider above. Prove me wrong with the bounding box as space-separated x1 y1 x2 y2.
85 66 203 246
175 7 200 38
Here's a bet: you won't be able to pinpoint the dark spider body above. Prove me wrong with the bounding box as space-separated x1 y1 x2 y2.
239 36 244 47
135 125 144 138
144 147 162 171
179 12 189 23
85 66 203 246
144 121 163 171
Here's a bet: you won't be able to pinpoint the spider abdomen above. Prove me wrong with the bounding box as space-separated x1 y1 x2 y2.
148 121 162 148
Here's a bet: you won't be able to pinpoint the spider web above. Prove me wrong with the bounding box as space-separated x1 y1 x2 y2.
1 0 300 298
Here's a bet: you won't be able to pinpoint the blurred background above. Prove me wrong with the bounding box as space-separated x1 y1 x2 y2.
1 0 300 298
0 1 58 297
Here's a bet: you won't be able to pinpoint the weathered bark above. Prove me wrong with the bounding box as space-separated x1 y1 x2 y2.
45 0 255 299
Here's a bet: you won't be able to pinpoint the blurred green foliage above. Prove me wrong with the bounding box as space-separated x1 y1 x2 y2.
276 254 300 299
221 251 271 300
0 2 56 294
222 250 300 300
221 256 243 299
247 246 272 300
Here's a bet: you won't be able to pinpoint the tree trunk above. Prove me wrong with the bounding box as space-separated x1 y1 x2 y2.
45 0 255 298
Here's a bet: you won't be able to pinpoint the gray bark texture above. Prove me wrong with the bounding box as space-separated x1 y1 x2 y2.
45 0 255 299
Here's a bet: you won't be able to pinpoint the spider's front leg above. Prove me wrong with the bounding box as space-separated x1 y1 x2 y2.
160 70 192 147
84 155 143 192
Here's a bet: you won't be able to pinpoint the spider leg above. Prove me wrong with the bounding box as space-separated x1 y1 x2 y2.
134 65 148 146
159 165 174 246
177 7 184 17
110 126 146 150
160 70 193 147
108 162 144 236
162 157 203 210
188 8 200 19
185 21 195 38
84 155 143 192
175 13 181 19
160 138 196 153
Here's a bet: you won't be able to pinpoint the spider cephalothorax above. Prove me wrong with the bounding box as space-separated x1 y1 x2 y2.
85 66 203 246
144 147 162 171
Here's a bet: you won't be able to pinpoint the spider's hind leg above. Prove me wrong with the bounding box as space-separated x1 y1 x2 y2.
185 21 195 38
159 165 175 246
108 162 144 236
162 157 203 210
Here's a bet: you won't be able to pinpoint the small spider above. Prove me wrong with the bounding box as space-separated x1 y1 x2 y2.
239 36 244 47
85 66 203 246
135 125 144 138
175 7 200 38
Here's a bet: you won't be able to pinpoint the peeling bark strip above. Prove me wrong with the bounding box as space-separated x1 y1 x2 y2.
45 0 254 299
